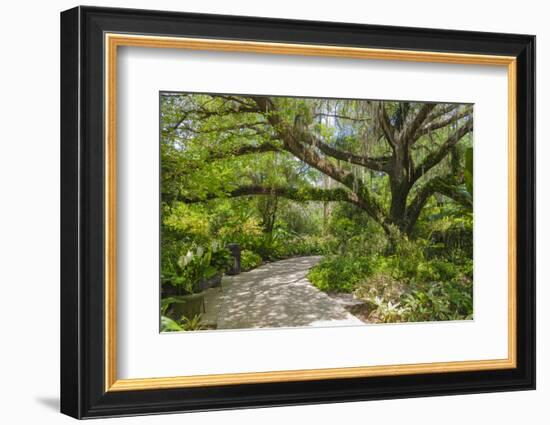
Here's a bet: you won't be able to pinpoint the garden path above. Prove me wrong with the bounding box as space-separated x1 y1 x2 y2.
206 256 363 330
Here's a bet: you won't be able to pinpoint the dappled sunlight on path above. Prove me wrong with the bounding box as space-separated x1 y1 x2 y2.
216 256 364 330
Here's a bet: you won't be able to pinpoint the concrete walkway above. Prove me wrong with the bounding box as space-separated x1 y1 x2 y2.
204 256 364 330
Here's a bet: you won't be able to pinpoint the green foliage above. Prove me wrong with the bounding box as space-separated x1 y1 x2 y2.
210 243 233 271
353 270 473 323
161 314 205 332
162 242 230 296
310 232 473 322
241 250 262 271
275 236 332 258
218 214 263 248
308 255 373 293
159 93 474 325
240 227 330 261
401 278 473 322
179 314 206 331
328 203 389 255
160 316 184 332
163 203 210 243
160 297 187 316
353 273 406 322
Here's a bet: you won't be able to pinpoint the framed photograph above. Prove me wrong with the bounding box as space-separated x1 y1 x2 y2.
60 6 535 419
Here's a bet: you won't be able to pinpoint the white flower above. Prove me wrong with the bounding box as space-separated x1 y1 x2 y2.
182 250 193 266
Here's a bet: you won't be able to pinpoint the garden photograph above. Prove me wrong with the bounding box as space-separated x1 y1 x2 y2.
160 93 474 332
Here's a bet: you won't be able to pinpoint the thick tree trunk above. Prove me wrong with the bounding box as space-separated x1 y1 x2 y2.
389 180 411 233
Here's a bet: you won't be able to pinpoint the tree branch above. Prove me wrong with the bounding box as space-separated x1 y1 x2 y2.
164 141 282 176
405 176 472 233
250 96 389 224
377 103 397 149
314 113 368 123
414 107 473 139
300 134 391 172
412 118 473 182
425 104 459 123
400 103 436 144
179 184 364 208
170 103 262 131
177 121 268 135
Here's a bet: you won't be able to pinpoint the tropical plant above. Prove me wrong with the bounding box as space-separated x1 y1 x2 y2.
240 250 262 271
160 314 205 332
162 242 231 296
308 255 373 293
160 315 184 332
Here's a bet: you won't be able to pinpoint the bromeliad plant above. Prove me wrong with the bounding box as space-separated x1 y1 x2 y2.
161 314 205 332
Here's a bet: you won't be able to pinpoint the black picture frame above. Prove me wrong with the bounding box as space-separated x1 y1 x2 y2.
61 5 535 419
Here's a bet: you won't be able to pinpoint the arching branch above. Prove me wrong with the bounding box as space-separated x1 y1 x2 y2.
163 140 282 177
258 98 386 225
377 102 397 149
249 96 389 225
405 176 472 234
400 103 436 144
179 185 365 209
412 118 473 183
414 107 473 139
300 134 391 172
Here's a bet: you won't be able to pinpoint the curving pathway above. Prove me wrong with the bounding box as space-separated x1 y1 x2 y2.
206 256 364 330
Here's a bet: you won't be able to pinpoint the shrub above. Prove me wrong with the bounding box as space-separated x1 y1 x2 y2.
390 236 427 280
272 236 332 259
218 215 263 249
353 272 473 323
354 273 405 302
416 259 459 283
161 241 232 295
353 273 407 322
250 232 333 261
210 242 232 272
308 255 373 293
241 250 262 271
401 278 473 322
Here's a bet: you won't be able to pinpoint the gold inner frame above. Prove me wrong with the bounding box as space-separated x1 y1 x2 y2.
104 33 517 392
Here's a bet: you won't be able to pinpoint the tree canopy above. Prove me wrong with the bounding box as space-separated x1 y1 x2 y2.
161 94 473 238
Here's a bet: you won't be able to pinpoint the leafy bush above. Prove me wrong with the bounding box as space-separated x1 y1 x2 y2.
218 214 263 249
354 273 405 303
308 255 373 293
405 275 473 321
309 231 474 323
250 230 331 261
162 202 210 244
241 250 262 271
327 204 388 255
271 235 332 259
161 241 231 295
415 204 473 262
252 233 282 260
388 235 427 280
210 241 233 272
353 270 473 323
